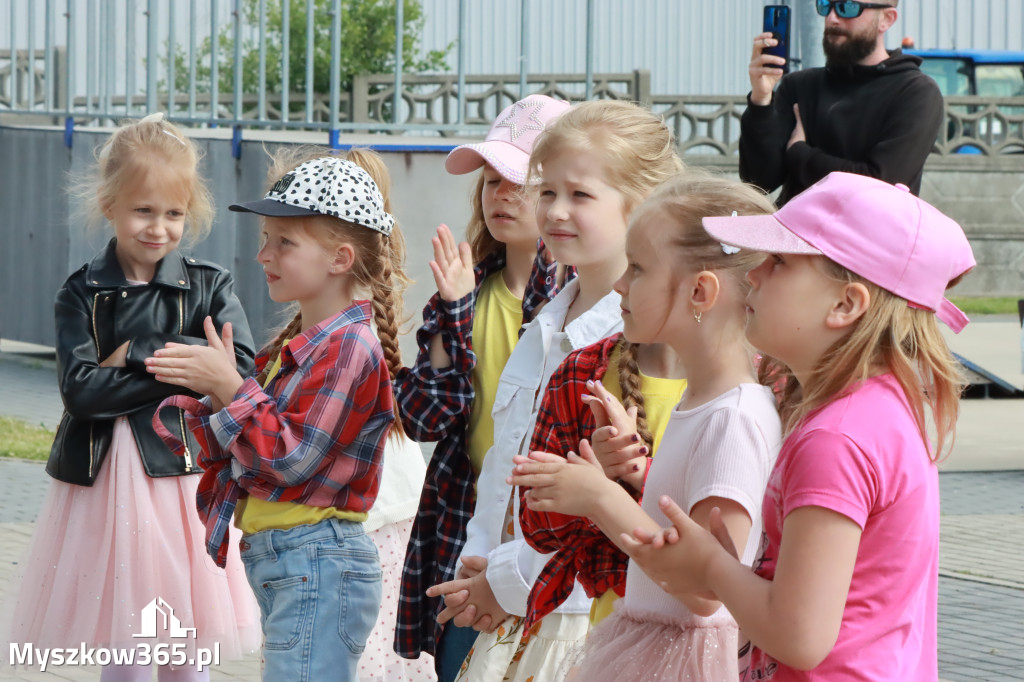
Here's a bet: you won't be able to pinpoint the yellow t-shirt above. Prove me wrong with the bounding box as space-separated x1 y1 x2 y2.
590 344 687 625
235 340 368 535
465 272 524 477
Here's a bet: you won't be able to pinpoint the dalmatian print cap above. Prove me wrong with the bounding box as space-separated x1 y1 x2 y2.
229 157 395 236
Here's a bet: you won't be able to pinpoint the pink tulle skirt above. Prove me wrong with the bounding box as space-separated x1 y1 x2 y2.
7 418 260 658
358 518 436 682
560 606 740 682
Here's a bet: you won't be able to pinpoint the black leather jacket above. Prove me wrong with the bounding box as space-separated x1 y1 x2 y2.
46 239 257 486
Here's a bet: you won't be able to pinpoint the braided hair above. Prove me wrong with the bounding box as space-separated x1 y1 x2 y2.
614 337 655 451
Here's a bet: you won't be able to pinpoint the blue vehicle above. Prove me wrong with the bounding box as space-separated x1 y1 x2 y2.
906 49 1024 98
906 49 1024 154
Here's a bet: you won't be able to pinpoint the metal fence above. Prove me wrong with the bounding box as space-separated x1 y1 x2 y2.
1 0 1023 156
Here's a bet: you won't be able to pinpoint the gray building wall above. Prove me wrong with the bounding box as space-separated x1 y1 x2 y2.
417 0 1024 97
3 125 1023 352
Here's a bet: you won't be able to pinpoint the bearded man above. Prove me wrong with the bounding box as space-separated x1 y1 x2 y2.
738 0 943 206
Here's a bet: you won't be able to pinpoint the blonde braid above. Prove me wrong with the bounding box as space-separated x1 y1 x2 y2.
615 337 654 451
370 234 406 438
255 311 303 386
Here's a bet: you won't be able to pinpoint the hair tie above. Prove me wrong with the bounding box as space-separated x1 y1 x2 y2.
720 212 742 254
160 129 187 147
140 112 187 147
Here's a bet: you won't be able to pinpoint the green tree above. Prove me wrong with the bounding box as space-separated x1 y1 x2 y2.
166 0 451 99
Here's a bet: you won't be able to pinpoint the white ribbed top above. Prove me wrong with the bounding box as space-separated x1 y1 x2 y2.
624 383 782 624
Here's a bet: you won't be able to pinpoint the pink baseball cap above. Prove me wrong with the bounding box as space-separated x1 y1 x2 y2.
445 94 571 184
702 172 976 333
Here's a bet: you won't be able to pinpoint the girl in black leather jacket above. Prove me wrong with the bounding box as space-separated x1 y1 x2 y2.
9 114 260 681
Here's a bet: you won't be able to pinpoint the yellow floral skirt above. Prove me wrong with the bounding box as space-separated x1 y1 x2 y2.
454 613 588 682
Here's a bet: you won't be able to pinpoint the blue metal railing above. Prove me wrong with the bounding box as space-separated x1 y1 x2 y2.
0 0 581 140
2 1 1021 157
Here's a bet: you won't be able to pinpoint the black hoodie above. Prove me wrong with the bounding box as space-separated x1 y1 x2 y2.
739 50 943 206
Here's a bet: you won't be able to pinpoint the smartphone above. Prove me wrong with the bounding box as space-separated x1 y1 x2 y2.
763 5 791 74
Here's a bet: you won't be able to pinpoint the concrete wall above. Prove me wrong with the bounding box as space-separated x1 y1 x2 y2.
0 124 476 362
919 157 1024 297
2 124 1022 353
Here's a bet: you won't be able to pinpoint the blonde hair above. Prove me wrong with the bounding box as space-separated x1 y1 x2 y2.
614 337 655 450
637 171 776 286
256 145 409 438
762 263 964 461
82 116 213 245
615 172 777 449
529 100 684 216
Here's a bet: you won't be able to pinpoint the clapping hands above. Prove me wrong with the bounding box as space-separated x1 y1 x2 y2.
145 316 243 411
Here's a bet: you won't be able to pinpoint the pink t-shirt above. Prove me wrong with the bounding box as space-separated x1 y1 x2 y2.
747 374 939 682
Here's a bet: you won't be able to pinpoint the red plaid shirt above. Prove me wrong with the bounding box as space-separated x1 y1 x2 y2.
394 243 569 658
518 334 646 628
154 301 393 567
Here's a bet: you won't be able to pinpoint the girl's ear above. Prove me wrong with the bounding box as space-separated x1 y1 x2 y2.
825 281 871 330
330 243 356 275
689 270 721 314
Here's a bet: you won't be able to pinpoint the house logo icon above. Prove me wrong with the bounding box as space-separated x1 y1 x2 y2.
133 597 196 639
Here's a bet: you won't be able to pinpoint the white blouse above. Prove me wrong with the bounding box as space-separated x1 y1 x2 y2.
460 278 624 616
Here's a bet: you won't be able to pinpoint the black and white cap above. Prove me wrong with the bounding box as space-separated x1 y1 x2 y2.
229 157 395 236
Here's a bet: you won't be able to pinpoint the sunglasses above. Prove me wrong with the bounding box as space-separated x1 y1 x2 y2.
815 0 893 19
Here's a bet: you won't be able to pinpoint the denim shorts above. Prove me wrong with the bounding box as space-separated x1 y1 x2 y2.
240 518 382 682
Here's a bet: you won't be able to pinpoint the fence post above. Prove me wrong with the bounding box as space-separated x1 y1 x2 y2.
54 45 67 112
351 74 369 123
634 69 651 108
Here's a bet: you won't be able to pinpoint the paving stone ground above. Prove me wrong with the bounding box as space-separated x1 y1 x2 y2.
937 472 1024 681
1 345 1021 680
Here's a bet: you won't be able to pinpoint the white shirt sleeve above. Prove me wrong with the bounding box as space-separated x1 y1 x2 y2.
485 539 536 617
682 405 774 522
459 440 508 565
485 509 592 617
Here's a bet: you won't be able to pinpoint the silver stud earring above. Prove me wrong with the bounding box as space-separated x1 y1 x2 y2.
693 309 702 324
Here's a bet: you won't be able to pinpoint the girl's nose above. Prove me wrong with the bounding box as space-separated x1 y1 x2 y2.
612 269 628 296
256 243 270 263
147 219 168 237
495 178 517 200
544 195 569 222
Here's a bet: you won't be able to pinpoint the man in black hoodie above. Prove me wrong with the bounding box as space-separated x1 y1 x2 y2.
739 0 943 206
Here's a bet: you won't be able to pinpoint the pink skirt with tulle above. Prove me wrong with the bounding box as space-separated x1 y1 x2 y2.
559 606 740 682
7 418 260 658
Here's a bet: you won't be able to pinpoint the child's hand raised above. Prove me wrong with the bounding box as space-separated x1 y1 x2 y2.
145 316 243 410
581 380 649 490
508 444 610 518
429 224 475 303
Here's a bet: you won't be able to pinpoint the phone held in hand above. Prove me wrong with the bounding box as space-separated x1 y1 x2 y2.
763 5 791 74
